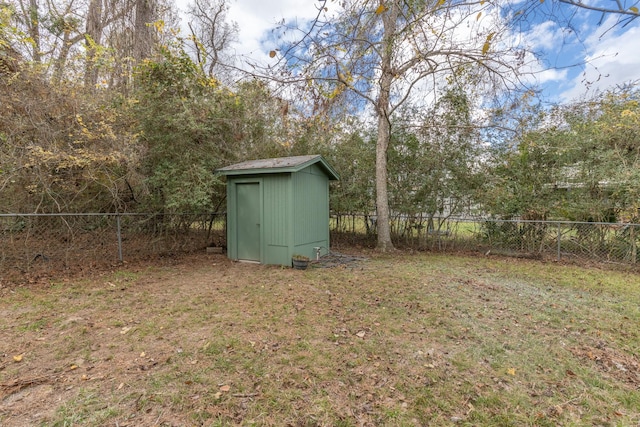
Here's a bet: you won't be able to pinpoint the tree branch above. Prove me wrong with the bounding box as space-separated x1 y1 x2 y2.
558 0 640 17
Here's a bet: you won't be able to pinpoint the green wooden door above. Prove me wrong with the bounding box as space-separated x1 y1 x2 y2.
236 182 261 261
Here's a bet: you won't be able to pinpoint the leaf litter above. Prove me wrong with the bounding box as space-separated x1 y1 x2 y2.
0 252 639 426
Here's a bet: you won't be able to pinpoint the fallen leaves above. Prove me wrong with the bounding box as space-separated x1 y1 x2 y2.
213 384 231 400
570 345 640 386
13 354 23 363
1 254 639 425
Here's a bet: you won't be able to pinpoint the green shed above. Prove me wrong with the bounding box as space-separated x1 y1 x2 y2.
217 155 339 266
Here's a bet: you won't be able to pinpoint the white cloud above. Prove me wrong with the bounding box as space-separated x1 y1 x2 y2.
226 0 328 62
507 19 570 88
525 20 562 51
559 17 640 101
174 0 327 64
536 67 569 84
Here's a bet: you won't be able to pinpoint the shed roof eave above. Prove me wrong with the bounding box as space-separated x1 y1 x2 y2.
217 155 339 180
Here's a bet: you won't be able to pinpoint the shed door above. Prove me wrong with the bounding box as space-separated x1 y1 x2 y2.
236 182 261 261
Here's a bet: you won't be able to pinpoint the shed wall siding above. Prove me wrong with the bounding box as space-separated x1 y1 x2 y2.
263 174 292 265
293 165 330 258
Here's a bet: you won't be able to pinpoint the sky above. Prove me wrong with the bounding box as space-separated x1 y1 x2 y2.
523 2 640 102
176 0 640 105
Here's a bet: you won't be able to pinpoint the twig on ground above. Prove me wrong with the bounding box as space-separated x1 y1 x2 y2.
232 392 259 398
0 375 55 399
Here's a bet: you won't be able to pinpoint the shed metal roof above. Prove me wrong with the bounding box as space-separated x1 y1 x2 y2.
217 155 339 180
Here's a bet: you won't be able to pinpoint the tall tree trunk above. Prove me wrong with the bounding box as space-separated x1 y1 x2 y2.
27 0 41 62
375 103 394 251
84 0 104 90
374 0 398 252
133 0 156 63
51 30 77 84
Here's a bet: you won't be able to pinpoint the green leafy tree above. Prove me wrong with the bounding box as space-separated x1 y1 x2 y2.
132 46 239 213
388 87 483 231
483 127 568 220
484 88 640 223
327 127 376 216
562 89 640 221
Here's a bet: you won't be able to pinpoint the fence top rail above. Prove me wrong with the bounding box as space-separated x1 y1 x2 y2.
329 213 640 228
0 212 226 217
468 218 640 227
0 213 637 228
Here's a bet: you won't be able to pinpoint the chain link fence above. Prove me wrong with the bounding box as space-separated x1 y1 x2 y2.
330 214 640 266
0 213 226 282
2 212 638 283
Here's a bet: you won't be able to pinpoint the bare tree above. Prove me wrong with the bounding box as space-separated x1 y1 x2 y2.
3 0 175 86
185 0 238 78
49 0 87 84
7 0 44 63
26 0 41 61
271 0 528 251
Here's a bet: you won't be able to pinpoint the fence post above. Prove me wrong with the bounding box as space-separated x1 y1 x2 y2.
116 214 123 263
557 223 561 262
631 225 637 264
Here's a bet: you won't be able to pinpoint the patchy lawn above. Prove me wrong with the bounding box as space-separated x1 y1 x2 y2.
1 252 639 426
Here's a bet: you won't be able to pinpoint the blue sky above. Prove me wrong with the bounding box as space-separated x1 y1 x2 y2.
522 0 640 102
178 0 640 105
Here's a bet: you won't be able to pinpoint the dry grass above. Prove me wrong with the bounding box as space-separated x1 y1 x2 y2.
1 251 639 426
